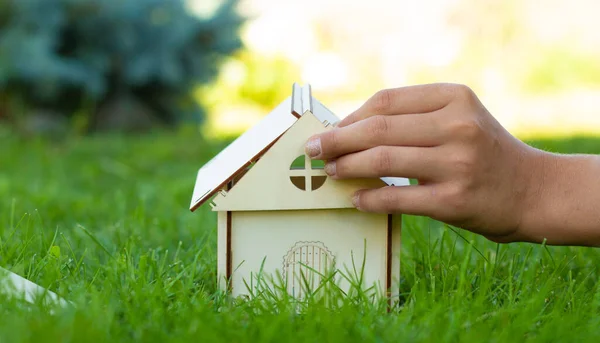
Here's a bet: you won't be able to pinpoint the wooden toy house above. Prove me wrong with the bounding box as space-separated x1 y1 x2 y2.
190 84 409 300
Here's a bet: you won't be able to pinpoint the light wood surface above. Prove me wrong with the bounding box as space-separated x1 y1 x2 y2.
213 112 385 211
227 209 392 299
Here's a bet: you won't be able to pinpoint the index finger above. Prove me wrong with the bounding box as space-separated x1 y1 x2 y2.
337 83 459 127
305 112 442 160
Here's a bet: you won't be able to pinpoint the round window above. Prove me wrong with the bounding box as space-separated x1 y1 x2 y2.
289 155 327 191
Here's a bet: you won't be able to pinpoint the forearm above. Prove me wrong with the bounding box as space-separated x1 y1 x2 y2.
519 152 600 246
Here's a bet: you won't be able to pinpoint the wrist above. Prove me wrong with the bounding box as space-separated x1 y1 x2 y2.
513 146 558 243
516 150 600 246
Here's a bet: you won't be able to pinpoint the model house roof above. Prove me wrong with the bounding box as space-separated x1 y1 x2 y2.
190 83 410 212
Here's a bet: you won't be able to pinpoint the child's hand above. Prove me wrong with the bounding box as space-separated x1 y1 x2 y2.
305 83 548 243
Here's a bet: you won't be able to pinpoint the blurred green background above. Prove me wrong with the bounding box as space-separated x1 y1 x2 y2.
2 1 600 341
3 0 600 138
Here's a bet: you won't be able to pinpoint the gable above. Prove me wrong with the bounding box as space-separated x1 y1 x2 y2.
211 111 385 211
189 96 297 211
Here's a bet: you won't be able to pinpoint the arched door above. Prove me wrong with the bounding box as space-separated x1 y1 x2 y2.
283 241 334 299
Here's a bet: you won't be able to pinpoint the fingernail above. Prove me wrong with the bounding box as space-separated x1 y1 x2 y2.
324 161 336 176
305 137 321 158
352 192 360 208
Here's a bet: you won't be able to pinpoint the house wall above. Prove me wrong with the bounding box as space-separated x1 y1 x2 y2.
222 209 394 299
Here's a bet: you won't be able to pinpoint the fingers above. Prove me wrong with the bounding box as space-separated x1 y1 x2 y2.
353 185 438 216
306 113 443 160
338 83 461 128
325 146 438 180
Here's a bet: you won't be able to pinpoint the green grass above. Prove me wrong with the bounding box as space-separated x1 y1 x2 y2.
1 128 600 342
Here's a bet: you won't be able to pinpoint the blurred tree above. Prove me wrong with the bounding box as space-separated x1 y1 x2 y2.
0 0 244 133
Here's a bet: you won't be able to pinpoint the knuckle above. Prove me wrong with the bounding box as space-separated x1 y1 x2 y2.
366 115 391 139
441 183 470 213
449 117 482 141
369 89 393 114
450 149 477 175
372 147 393 175
449 83 476 101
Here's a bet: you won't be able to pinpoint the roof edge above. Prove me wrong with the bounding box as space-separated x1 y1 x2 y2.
190 96 297 211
